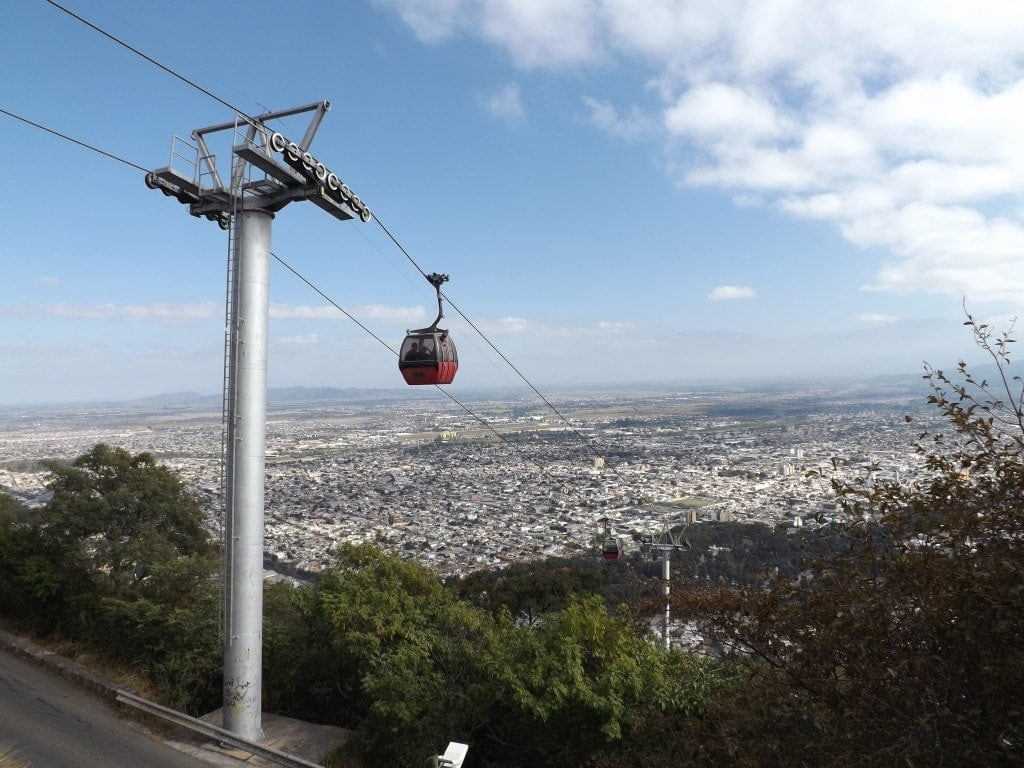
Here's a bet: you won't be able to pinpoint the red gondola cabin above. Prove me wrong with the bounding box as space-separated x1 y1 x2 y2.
399 329 458 385
602 536 625 560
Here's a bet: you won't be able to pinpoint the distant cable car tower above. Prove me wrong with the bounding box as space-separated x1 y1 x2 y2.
641 518 691 650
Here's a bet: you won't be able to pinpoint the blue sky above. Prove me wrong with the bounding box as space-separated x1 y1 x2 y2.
3 0 1024 405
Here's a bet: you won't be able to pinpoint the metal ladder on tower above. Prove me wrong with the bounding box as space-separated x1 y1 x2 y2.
219 117 249 643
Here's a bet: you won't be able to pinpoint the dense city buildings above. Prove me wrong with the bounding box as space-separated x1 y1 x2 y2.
0 382 936 578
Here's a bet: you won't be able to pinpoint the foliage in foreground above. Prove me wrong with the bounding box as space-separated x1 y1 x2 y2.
0 444 221 713
0 444 733 765
674 314 1024 767
263 543 737 767
2 315 1023 766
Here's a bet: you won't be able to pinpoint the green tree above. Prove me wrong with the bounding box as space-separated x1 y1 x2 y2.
0 491 78 632
488 595 683 766
454 558 597 627
678 314 1024 767
37 443 213 601
309 544 489 765
263 578 344 723
0 445 222 711
306 544 740 768
0 492 18 518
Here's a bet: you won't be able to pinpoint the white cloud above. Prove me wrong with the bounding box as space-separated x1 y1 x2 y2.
359 304 429 325
664 83 788 143
687 146 818 192
886 161 1018 206
861 76 1024 164
859 204 1024 300
372 0 465 43
381 0 1024 302
478 316 622 338
709 285 757 301
270 303 427 325
583 97 651 140
496 316 530 333
778 192 844 220
0 341 109 358
481 82 524 120
376 0 603 68
597 320 634 332
0 300 219 325
277 334 319 346
857 313 900 325
799 122 878 179
270 303 346 320
477 0 603 68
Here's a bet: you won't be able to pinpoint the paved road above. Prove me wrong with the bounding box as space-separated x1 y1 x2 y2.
0 650 208 767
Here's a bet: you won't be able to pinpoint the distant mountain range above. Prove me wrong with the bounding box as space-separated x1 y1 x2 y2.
129 386 425 408
4 363 1007 416
0 386 440 421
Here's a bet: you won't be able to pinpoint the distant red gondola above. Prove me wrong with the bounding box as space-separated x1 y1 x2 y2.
599 519 636 561
399 272 459 386
602 536 626 560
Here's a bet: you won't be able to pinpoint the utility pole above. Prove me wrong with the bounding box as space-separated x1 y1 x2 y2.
146 101 369 741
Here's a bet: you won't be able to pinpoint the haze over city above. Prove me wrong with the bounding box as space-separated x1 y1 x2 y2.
4 2 1024 405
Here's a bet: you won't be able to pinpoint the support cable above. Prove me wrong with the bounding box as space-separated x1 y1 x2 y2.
0 104 543 473
271 253 398 354
0 107 148 172
1 102 615 479
444 293 605 462
31 0 616 467
5 47 617 482
63 1 276 117
374 216 608 463
42 0 255 123
271 252 542 469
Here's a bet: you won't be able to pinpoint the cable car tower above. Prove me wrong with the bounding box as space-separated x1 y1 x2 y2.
146 101 369 742
640 516 692 650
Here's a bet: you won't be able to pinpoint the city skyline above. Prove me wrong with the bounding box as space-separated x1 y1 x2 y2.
0 382 934 577
4 2 1024 405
